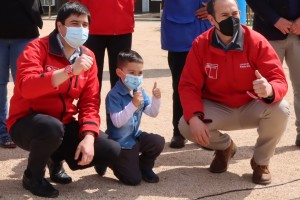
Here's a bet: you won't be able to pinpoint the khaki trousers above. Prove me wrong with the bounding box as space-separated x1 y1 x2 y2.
269 34 300 140
178 99 289 165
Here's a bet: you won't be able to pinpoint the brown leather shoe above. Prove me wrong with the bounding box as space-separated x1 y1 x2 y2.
209 140 237 173
250 158 271 185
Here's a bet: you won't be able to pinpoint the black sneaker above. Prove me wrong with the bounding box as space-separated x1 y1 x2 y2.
22 171 59 198
170 135 187 148
141 168 159 183
94 164 107 176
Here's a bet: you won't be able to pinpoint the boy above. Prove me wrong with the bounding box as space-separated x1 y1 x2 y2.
105 49 165 185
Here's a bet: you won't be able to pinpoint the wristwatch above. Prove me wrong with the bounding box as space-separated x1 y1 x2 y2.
64 65 74 77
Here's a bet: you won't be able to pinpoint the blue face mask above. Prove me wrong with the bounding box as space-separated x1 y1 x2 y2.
124 74 143 90
63 26 89 49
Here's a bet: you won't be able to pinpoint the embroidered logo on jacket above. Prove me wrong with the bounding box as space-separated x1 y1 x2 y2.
205 63 218 79
240 63 251 68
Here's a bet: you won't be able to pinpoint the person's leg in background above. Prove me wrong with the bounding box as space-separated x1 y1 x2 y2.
84 35 107 91
0 38 33 148
0 39 14 148
107 33 132 88
168 51 188 148
9 113 64 198
269 35 300 146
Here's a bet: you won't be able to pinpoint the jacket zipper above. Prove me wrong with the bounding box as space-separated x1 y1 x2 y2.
74 75 78 88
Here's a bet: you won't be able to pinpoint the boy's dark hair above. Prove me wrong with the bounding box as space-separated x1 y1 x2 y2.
117 49 144 69
55 2 91 31
207 0 238 17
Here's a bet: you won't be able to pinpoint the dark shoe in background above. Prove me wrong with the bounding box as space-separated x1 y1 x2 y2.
170 135 187 148
295 139 300 147
47 159 72 184
141 168 159 183
0 136 17 148
22 170 59 198
209 140 237 173
250 158 271 185
94 164 108 176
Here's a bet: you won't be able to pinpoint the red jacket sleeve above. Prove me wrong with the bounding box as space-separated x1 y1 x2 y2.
77 49 100 137
16 38 59 99
247 30 288 103
179 39 206 122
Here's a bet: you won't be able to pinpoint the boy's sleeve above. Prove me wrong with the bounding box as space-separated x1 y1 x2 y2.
106 92 123 114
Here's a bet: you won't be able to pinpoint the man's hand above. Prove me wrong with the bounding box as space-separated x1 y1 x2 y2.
290 17 300 35
74 133 95 166
152 82 161 99
195 2 208 20
253 70 274 98
72 53 93 75
274 17 293 35
189 116 210 146
132 89 144 107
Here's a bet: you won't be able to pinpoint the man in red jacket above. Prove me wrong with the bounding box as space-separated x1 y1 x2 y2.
69 0 135 89
178 0 289 185
7 2 120 198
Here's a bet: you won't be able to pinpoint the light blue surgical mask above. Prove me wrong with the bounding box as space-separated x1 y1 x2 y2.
63 26 89 49
124 74 143 91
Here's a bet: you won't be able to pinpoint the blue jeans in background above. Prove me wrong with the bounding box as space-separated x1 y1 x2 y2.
0 38 34 142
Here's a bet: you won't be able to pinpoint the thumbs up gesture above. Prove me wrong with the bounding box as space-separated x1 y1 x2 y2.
253 70 274 98
152 81 161 99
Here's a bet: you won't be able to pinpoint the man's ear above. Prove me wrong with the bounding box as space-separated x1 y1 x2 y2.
57 21 65 36
207 15 215 26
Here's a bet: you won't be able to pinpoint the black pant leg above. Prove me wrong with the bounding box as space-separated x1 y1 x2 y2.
139 132 165 169
107 33 132 88
85 35 107 91
61 121 121 171
10 114 64 179
167 51 189 137
112 144 142 186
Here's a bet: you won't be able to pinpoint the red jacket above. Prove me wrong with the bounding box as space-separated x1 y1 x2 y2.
70 0 135 35
7 31 100 137
179 25 288 122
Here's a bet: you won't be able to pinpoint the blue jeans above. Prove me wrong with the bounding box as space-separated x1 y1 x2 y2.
0 38 34 141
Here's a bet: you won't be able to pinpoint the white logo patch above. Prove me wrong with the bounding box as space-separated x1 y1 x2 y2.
240 63 251 68
205 63 218 79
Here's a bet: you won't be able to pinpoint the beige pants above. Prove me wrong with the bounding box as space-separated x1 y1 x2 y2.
269 34 300 140
178 99 289 165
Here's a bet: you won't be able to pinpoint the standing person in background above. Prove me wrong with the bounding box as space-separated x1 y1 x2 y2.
69 0 135 89
161 0 212 148
0 0 43 148
246 0 300 147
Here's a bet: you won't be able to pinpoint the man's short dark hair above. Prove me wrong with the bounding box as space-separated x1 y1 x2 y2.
55 2 91 31
117 50 144 69
207 0 238 17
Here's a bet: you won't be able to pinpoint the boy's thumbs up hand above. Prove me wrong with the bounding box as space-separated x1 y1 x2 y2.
253 70 274 98
152 81 161 99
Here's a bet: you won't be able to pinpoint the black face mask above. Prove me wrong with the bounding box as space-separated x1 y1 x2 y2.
215 16 240 37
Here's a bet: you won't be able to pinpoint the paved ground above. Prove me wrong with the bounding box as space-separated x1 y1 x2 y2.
1 19 300 200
